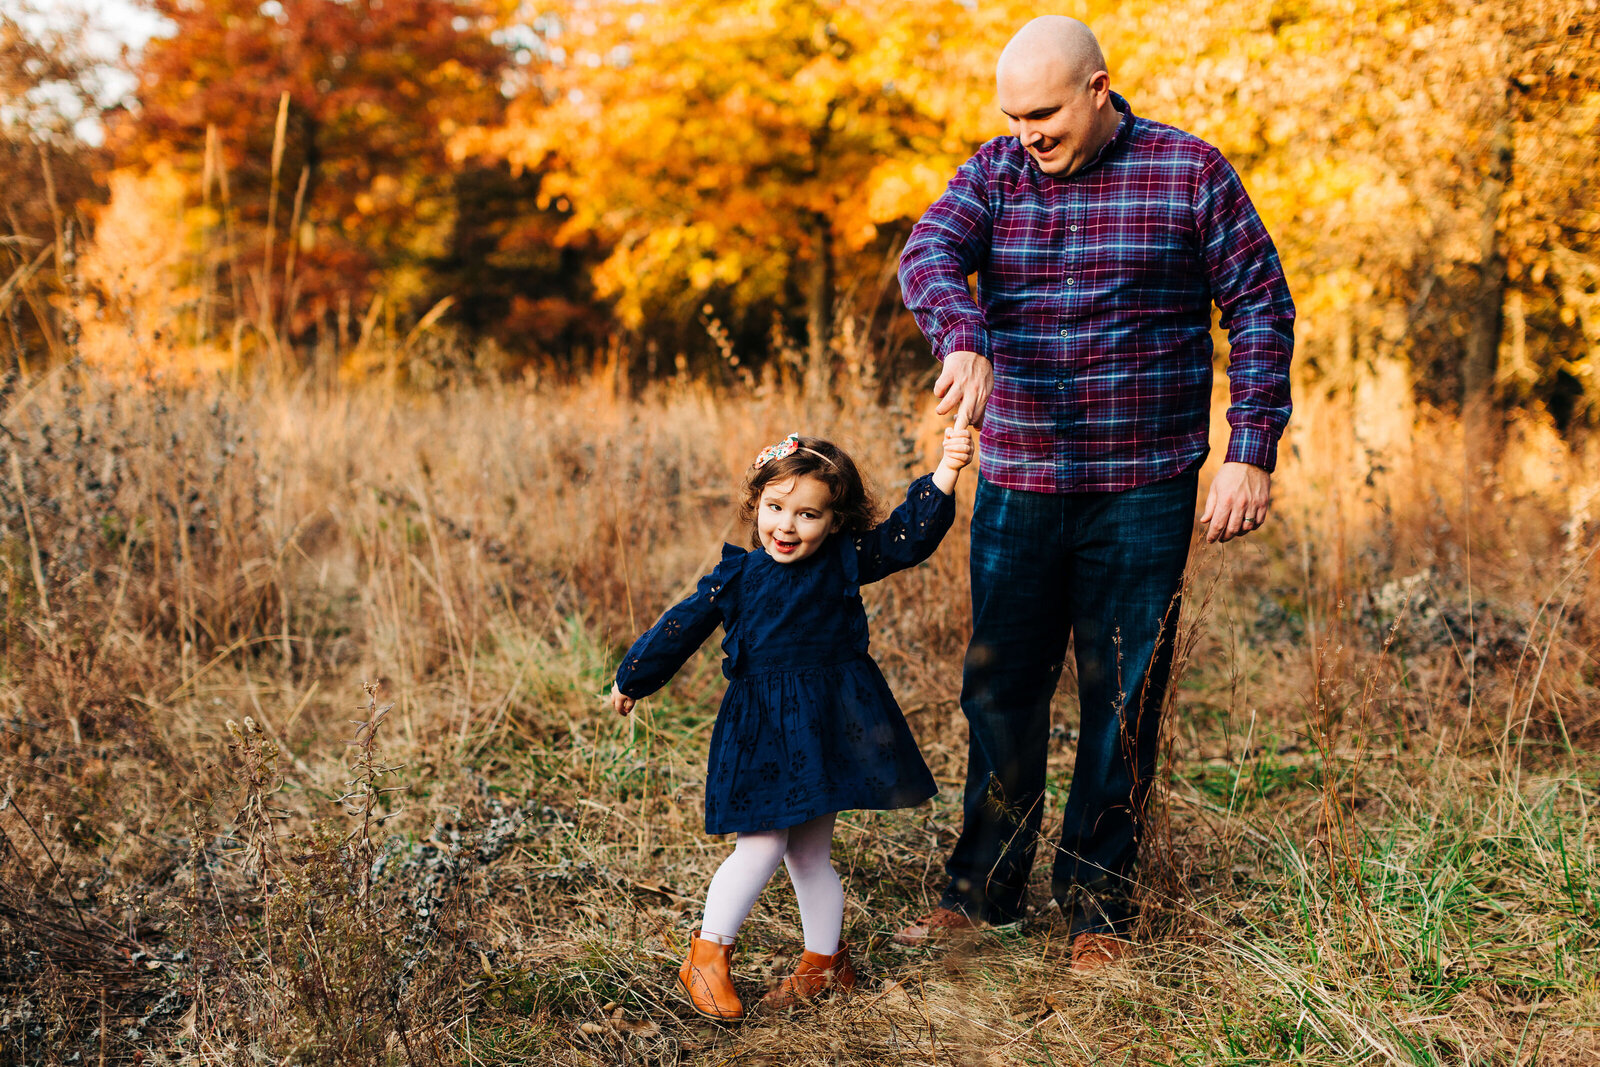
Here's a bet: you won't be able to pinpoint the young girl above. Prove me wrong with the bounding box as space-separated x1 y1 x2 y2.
609 429 972 1020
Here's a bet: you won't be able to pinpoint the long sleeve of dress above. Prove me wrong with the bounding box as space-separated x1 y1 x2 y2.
614 545 742 700
850 473 957 585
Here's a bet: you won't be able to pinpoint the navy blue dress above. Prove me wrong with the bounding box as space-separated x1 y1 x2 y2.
615 474 955 835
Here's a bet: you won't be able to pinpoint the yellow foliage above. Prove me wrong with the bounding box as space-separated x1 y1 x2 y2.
463 0 1051 323
77 165 237 381
594 223 766 329
447 0 1593 410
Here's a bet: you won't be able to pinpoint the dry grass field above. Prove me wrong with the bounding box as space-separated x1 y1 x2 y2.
1 359 1597 1065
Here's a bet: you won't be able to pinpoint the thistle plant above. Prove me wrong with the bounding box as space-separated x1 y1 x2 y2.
339 682 405 907
224 715 286 880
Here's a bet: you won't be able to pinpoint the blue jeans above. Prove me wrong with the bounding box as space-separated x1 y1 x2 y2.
940 470 1197 931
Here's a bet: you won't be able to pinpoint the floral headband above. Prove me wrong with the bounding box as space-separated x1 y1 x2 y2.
751 433 801 469
751 432 839 471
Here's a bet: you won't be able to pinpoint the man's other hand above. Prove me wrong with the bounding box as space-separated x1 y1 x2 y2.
1200 462 1271 544
934 350 994 428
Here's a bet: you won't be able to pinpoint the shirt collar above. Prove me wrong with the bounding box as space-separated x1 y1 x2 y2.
1060 91 1134 179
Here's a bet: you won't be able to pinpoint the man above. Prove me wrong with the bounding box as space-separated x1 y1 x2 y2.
894 16 1293 970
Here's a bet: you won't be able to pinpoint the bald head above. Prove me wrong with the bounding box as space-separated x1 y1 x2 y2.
994 17 1119 177
996 16 1107 94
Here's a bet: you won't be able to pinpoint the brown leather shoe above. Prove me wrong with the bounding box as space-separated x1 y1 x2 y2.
892 907 977 947
678 930 744 1021
759 942 857 1011
1069 931 1130 973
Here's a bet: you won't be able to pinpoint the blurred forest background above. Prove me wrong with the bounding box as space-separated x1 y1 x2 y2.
2 0 1595 422
3 2 1600 1065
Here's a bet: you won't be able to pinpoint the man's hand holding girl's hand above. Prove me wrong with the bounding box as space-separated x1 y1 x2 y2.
934 421 974 494
934 350 993 428
609 683 636 716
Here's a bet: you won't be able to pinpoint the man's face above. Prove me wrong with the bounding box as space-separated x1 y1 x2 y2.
997 62 1111 177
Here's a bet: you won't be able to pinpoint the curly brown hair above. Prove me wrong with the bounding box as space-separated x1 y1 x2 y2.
738 435 880 550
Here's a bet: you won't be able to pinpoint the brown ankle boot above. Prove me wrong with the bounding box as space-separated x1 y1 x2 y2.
759 941 856 1011
678 930 744 1021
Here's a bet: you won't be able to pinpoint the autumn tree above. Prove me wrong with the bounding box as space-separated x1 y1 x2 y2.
467 0 1065 389
1494 1 1600 430
1111 0 1600 441
116 0 510 360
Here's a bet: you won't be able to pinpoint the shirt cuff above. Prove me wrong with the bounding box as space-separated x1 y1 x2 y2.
1223 425 1279 471
937 322 991 362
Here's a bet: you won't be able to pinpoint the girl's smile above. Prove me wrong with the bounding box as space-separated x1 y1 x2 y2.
757 474 840 564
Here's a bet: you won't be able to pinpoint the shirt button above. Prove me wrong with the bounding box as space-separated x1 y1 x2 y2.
1070 225 1079 232
1058 327 1070 338
1066 278 1075 286
1056 379 1066 390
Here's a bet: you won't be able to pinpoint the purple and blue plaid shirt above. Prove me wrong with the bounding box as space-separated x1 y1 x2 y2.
900 94 1294 494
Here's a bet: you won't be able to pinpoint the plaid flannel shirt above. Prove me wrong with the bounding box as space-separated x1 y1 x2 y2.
899 94 1294 493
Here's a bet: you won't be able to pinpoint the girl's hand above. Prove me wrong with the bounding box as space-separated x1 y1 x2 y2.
941 424 974 471
610 683 636 716
933 420 973 495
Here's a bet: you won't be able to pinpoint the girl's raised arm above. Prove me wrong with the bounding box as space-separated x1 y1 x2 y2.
850 474 958 586
851 425 969 585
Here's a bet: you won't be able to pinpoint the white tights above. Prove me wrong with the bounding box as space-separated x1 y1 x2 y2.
698 813 843 956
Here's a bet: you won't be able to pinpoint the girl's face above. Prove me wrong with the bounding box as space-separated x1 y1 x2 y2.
756 474 839 564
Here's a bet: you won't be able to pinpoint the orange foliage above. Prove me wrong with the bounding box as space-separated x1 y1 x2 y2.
459 0 1077 337
114 0 508 344
76 0 1600 414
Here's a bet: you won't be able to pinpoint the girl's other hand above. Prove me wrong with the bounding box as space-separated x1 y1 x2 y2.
610 683 636 716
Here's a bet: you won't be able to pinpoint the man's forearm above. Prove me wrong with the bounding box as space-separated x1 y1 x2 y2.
899 158 994 362
1197 149 1295 470
899 247 991 363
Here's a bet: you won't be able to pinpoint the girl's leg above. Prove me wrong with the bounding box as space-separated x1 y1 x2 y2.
783 813 843 956
699 829 790 942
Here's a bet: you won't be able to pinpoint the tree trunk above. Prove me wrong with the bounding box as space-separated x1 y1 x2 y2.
805 210 834 401
1462 92 1513 466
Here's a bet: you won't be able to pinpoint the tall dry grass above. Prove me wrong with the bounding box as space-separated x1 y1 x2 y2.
1 353 1597 1065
